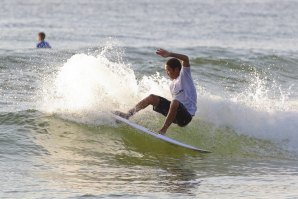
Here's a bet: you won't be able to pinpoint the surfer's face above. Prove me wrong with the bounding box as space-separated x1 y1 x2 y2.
165 65 179 80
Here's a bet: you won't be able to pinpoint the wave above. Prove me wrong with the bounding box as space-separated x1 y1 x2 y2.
35 46 298 155
0 109 294 160
198 94 298 153
39 45 171 124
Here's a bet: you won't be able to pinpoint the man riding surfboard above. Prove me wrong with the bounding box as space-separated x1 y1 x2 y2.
115 49 197 135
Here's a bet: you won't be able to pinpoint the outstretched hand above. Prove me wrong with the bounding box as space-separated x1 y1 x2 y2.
156 48 171 58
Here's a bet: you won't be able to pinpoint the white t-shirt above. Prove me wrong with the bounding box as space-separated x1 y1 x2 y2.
170 66 197 116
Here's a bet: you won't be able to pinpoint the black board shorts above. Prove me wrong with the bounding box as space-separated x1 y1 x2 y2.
153 96 192 127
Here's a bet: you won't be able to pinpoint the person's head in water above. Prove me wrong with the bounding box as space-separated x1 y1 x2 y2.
36 32 51 48
164 58 181 80
38 32 46 42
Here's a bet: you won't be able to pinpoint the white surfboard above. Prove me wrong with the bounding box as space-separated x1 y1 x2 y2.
113 114 211 153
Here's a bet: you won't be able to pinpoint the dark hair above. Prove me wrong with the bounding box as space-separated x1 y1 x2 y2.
38 32 46 40
166 58 181 71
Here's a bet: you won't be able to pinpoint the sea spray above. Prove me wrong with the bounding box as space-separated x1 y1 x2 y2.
40 50 170 125
39 47 298 152
197 69 298 152
233 67 293 111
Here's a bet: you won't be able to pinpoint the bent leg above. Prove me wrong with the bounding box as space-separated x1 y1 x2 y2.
133 94 160 112
118 94 160 119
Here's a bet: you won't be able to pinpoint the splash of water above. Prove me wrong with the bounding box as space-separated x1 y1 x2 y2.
40 48 170 124
40 46 298 152
232 68 293 112
197 68 298 152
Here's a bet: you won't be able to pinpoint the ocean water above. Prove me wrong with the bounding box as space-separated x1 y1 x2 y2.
1 0 298 198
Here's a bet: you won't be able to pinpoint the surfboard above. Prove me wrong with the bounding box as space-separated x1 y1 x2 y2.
113 114 211 153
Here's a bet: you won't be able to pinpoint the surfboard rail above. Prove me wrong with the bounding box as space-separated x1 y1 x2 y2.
112 114 211 153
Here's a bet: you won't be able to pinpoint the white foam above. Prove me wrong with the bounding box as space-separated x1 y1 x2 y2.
40 49 170 125
198 91 298 152
40 47 298 152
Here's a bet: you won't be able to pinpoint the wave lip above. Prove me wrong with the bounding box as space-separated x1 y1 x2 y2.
198 94 298 153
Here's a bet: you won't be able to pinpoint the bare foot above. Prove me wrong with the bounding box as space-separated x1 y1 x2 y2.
113 111 130 119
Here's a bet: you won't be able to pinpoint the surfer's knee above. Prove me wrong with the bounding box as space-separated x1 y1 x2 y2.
147 94 160 106
148 94 158 99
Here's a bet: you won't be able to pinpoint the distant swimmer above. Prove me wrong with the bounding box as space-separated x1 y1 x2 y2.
36 32 51 48
114 49 197 135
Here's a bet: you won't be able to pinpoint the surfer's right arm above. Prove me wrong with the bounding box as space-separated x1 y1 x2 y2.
156 48 190 67
158 99 179 135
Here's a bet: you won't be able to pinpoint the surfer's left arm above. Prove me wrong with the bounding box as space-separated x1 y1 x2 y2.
158 100 179 134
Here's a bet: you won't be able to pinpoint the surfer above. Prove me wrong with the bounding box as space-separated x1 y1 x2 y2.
115 49 197 134
36 32 51 48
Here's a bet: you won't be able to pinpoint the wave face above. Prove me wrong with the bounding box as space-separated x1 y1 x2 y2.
27 45 297 155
